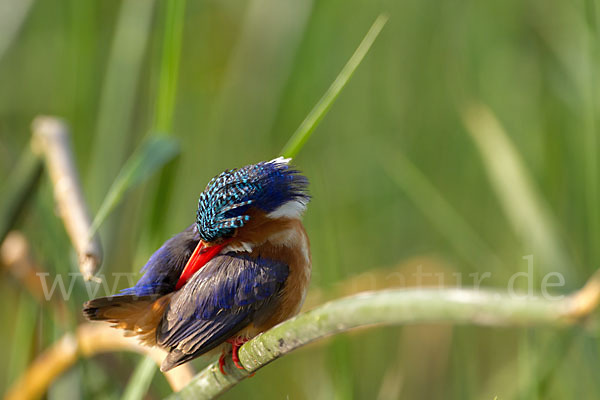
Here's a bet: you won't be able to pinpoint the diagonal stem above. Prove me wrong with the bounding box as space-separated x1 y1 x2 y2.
168 270 600 399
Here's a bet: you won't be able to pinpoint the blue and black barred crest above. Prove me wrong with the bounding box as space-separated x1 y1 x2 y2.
196 157 309 242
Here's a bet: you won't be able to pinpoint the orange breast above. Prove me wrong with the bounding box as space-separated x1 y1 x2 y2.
230 215 311 335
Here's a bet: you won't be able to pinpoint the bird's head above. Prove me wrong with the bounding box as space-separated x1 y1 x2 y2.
173 157 309 290
195 157 310 244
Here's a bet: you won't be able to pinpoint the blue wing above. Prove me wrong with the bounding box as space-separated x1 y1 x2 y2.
157 252 289 371
120 224 200 296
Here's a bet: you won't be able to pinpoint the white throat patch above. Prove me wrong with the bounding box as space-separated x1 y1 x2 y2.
267 200 307 220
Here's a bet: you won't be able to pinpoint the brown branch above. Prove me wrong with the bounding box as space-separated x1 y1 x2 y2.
0 231 47 302
0 230 72 327
31 116 102 281
564 268 600 320
4 323 194 400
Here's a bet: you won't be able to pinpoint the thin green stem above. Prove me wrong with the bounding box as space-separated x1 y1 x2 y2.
381 149 504 274
0 145 42 244
145 0 187 242
88 137 179 237
122 356 157 400
280 14 388 159
168 283 593 400
153 0 187 135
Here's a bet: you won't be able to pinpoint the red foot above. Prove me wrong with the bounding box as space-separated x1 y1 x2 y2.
226 336 249 370
218 337 254 376
218 352 227 375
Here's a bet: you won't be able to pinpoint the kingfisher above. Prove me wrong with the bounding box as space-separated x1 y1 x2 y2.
83 157 311 373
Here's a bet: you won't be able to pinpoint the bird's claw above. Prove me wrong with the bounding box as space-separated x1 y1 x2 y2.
218 353 227 375
219 337 254 376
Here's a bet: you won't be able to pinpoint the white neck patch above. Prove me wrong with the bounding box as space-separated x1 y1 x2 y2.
267 200 307 220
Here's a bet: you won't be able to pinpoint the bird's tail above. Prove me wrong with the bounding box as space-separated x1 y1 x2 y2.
83 294 172 346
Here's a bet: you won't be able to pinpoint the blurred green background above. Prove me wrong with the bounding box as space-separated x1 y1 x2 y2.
1 0 600 399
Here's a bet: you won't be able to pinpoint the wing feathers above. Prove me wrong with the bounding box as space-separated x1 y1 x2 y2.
157 253 288 371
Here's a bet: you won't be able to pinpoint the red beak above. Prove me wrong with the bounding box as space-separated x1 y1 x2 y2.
175 239 231 290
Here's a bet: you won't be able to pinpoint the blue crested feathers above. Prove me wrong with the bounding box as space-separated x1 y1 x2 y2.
196 157 309 242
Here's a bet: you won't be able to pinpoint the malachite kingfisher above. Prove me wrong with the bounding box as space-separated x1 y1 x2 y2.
83 157 311 373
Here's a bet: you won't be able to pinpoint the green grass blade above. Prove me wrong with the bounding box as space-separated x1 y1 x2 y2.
86 0 156 206
280 13 388 159
121 356 157 400
0 146 42 244
144 0 187 240
381 149 504 274
89 137 179 237
583 0 600 267
153 0 187 135
6 293 37 388
462 103 571 278
0 0 34 62
203 0 313 162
